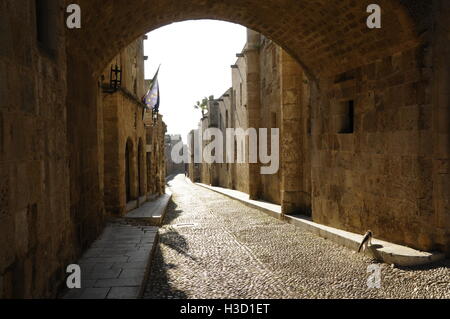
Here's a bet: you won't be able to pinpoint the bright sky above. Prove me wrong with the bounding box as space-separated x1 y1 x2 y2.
143 20 247 143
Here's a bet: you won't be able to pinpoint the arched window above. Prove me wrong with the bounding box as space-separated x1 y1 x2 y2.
138 138 145 196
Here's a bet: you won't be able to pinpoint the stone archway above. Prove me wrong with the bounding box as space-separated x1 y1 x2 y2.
67 0 426 79
65 0 448 253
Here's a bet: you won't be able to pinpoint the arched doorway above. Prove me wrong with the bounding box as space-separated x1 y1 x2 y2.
146 152 152 194
125 138 134 203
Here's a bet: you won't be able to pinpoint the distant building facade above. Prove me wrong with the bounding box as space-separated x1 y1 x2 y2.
187 129 201 182
165 134 185 177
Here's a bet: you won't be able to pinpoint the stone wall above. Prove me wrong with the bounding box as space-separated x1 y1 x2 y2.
311 42 447 252
0 0 76 298
146 115 167 196
430 0 450 254
0 7 169 296
200 116 212 185
187 129 201 183
216 89 233 189
101 37 150 215
102 91 148 215
280 50 312 216
231 49 250 194
258 38 282 205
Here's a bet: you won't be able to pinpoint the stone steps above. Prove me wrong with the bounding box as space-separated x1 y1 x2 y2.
125 190 172 226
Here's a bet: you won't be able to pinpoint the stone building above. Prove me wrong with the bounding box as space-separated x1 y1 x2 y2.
165 134 185 176
1 0 449 298
146 114 167 198
0 1 166 298
215 89 234 189
196 31 308 211
187 129 201 182
101 37 167 215
192 26 449 257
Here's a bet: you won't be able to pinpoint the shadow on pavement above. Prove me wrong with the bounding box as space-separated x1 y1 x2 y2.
144 198 193 299
144 243 188 299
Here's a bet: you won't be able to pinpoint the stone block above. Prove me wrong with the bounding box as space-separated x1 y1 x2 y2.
84 268 122 280
118 268 146 280
399 105 420 130
418 105 432 130
436 174 450 199
14 208 28 257
362 111 377 132
281 103 301 120
434 159 449 175
282 90 298 105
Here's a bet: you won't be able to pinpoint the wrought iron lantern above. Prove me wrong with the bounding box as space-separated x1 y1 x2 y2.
109 64 122 92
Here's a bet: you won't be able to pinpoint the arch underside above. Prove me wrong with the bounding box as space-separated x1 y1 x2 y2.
68 0 430 79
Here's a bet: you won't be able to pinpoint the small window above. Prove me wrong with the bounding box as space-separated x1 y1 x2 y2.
35 0 57 55
337 100 354 134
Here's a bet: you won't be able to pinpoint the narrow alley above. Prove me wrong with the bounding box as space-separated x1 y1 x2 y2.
144 175 450 299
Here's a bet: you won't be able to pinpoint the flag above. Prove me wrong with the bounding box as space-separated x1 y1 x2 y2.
142 65 161 120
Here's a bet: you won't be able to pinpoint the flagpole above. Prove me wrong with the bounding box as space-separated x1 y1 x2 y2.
153 64 161 81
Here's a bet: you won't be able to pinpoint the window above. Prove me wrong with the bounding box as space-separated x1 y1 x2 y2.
336 100 354 134
35 0 57 54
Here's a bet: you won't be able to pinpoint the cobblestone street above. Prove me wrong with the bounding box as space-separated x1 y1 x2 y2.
144 175 450 299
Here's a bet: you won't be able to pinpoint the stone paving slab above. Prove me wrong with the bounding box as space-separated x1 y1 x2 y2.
196 182 445 267
125 190 172 225
62 222 159 299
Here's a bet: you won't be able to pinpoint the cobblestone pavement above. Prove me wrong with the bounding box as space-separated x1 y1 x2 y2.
144 175 450 299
